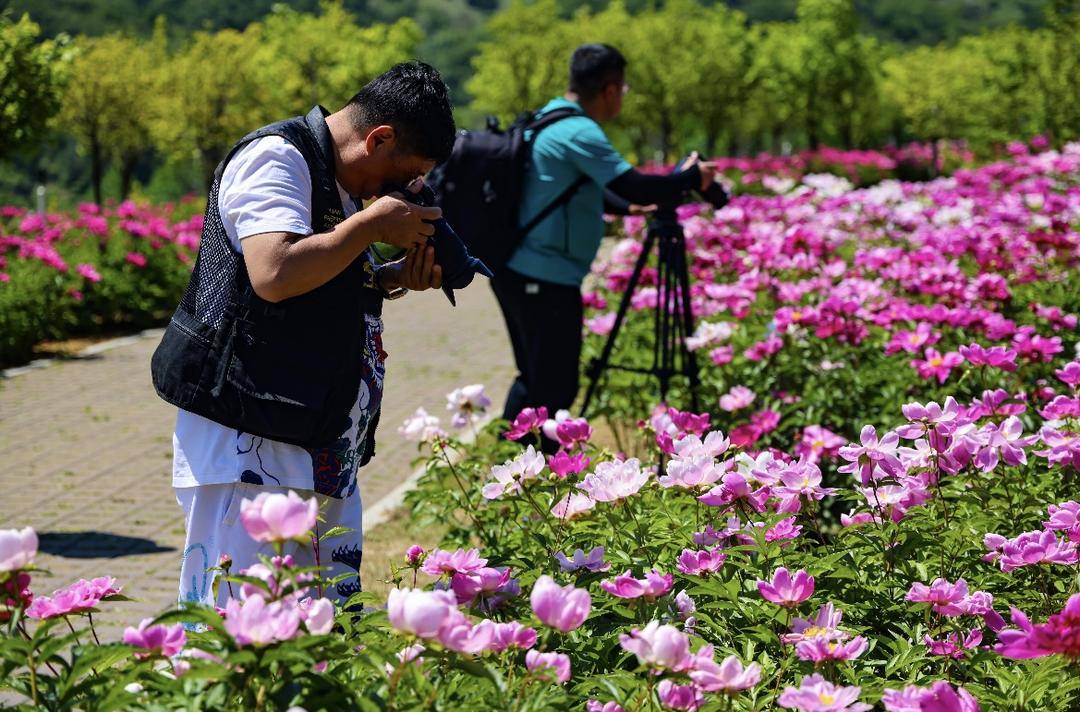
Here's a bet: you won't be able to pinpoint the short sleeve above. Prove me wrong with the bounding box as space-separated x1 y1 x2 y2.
218 136 314 244
562 120 633 187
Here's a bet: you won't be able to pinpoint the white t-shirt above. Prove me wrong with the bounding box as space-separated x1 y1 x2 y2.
172 136 381 499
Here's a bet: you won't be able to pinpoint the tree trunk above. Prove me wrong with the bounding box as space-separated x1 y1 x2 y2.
90 139 104 207
660 114 673 163
120 155 137 200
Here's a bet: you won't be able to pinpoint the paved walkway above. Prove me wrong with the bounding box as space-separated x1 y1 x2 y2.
0 284 514 636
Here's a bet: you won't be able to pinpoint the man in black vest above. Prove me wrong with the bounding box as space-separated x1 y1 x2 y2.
152 62 453 606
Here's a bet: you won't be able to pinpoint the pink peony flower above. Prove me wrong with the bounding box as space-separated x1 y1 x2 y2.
988 529 1078 572
577 458 652 503
757 567 814 607
911 347 963 384
795 635 868 663
446 384 491 428
656 680 704 710
675 547 727 576
505 406 548 441
995 594 1080 659
973 416 1032 472
239 490 319 543
959 343 1017 371
435 611 495 654
0 527 38 572
123 618 186 658
386 588 458 638
587 701 625 712
488 621 537 652
529 575 591 632
299 596 335 635
586 312 617 335
781 602 846 644
1044 501 1080 543
551 492 596 520
421 548 487 577
542 411 594 449
223 595 301 646
75 263 102 283
883 682 980 711
719 385 756 412
618 621 692 671
450 566 513 606
398 407 445 442
524 649 571 683
405 545 425 566
689 654 761 693
601 569 673 600
1055 361 1080 388
555 546 610 573
26 577 122 619
778 674 871 711
481 445 546 499
838 425 904 484
924 629 981 659
125 252 148 268
794 425 845 463
906 578 969 616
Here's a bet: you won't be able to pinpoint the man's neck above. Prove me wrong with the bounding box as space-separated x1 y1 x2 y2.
563 92 605 123
326 111 368 197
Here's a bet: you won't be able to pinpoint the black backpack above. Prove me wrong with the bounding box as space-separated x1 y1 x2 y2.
427 107 590 272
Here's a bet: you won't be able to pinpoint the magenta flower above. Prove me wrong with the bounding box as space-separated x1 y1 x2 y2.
675 548 727 576
123 618 186 658
989 529 1078 571
548 450 590 478
488 621 537 652
223 595 301 646
450 566 513 606
542 410 594 449
794 425 845 463
420 548 487 577
618 621 693 671
125 252 147 268
766 516 804 543
586 312 616 335
775 458 836 506
26 577 122 619
386 588 458 638
959 343 1017 371
0 527 37 572
656 680 704 710
911 347 963 384
1044 501 1080 543
883 682 980 712
885 323 940 355
577 458 652 503
795 635 868 663
757 567 814 607
298 596 335 635
601 569 673 600
75 263 102 283
239 490 318 543
529 575 591 632
1055 360 1080 388
905 578 969 616
924 629 982 659
689 654 761 693
555 546 610 573
779 674 871 711
405 545 425 566
587 701 625 712
505 406 547 441
838 425 904 484
973 417 1032 471
524 649 571 684
995 594 1080 659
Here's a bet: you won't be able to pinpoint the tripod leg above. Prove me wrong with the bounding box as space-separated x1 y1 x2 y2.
581 228 658 417
673 234 702 413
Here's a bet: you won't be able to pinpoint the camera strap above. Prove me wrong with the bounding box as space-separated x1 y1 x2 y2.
519 173 590 237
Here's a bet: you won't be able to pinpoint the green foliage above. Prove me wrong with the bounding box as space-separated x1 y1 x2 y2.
0 13 71 159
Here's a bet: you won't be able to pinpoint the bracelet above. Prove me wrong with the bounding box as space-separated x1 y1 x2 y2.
375 267 409 300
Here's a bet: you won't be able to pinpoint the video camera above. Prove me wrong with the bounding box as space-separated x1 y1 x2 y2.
395 184 493 306
655 154 730 215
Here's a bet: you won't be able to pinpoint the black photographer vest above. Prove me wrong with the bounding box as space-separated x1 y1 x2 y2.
151 106 384 463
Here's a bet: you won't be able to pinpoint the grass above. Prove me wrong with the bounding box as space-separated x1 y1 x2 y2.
359 506 446 603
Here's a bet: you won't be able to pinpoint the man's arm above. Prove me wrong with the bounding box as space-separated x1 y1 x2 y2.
242 195 440 303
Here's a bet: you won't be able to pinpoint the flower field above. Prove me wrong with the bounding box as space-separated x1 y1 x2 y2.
2 141 1080 710
0 201 200 366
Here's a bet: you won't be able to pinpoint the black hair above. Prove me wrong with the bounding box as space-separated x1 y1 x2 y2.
568 44 627 100
345 61 456 163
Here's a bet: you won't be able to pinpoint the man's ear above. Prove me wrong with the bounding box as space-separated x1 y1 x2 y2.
364 125 397 156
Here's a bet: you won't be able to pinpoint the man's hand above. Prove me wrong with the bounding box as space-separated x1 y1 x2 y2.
679 151 719 192
378 244 443 292
365 194 441 250
629 203 658 216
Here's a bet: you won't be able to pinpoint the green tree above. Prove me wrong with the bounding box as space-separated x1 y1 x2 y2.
253 1 422 115
741 22 806 152
57 32 162 203
467 0 579 124
151 28 269 188
0 13 70 160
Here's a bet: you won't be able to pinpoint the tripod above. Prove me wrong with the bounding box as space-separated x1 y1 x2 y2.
581 206 701 417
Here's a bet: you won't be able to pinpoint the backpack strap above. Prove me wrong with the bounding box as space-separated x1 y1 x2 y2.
518 106 592 236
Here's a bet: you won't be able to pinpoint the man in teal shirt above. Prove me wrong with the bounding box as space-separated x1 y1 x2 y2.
492 44 718 444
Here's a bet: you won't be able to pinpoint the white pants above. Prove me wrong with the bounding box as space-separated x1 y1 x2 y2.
175 482 364 608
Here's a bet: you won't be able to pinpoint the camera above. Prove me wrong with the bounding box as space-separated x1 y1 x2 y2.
396 184 493 306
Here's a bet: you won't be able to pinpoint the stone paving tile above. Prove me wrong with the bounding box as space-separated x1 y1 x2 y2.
0 283 514 634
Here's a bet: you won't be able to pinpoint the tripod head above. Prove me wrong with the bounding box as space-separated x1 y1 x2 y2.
653 153 730 217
